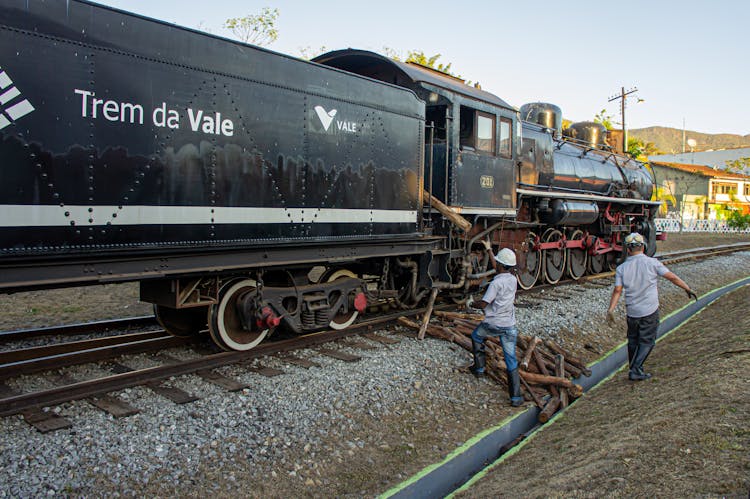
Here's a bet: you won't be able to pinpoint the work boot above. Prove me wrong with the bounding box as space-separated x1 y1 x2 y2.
469 339 486 378
628 344 654 381
628 370 652 381
507 368 523 407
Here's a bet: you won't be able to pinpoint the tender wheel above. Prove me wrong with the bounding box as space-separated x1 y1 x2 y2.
543 228 566 284
588 253 607 274
325 269 360 330
208 279 269 351
154 304 208 337
566 230 587 280
517 231 541 290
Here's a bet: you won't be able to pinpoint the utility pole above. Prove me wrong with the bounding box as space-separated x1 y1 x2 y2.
608 86 638 154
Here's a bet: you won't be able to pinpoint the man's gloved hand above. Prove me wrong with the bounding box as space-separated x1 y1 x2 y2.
606 310 616 325
465 297 482 314
686 289 698 302
480 239 492 251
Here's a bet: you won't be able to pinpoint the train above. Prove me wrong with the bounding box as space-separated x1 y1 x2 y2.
0 0 660 351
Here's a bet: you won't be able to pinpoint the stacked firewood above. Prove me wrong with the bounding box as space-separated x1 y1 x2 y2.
398 311 591 423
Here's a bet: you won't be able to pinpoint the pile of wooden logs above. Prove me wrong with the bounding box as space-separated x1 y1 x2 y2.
398 310 591 423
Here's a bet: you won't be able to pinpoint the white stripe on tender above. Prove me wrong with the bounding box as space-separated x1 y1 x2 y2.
5 99 34 120
0 86 19 105
0 205 417 227
0 115 10 130
0 72 11 89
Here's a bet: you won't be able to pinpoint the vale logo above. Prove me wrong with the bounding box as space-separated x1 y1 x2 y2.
313 104 359 134
314 105 337 131
0 66 35 130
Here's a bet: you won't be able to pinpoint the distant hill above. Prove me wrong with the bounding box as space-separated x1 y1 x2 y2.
629 126 750 154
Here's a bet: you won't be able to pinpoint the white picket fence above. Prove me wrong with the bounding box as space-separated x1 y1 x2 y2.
654 218 750 233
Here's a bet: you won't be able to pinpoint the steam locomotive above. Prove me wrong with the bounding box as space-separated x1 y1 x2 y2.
0 0 659 350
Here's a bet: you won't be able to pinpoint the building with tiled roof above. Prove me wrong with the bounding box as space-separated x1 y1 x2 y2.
649 159 750 220
649 148 750 174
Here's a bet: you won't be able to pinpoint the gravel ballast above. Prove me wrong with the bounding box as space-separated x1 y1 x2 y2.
0 248 748 497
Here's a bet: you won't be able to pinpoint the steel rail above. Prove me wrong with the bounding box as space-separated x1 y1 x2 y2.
0 335 190 381
0 331 170 365
0 307 427 417
0 316 156 342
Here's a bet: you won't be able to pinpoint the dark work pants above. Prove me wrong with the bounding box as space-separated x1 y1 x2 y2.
626 309 659 367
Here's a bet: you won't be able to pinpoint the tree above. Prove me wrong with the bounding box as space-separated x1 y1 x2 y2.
727 210 750 230
224 7 279 46
652 184 676 217
725 157 750 173
383 47 467 81
594 109 615 130
298 45 328 60
627 136 660 161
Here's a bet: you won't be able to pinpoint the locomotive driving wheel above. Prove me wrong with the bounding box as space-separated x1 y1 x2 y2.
208 279 269 351
607 250 623 271
542 229 566 284
517 231 541 290
154 304 208 337
588 252 607 274
566 230 588 280
325 269 360 330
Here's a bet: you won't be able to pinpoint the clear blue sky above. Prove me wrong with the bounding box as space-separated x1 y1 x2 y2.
93 0 748 135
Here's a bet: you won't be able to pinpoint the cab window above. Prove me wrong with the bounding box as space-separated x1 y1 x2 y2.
499 117 512 158
476 112 495 153
459 106 495 154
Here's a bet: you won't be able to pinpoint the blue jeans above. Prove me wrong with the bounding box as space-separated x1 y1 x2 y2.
471 322 519 372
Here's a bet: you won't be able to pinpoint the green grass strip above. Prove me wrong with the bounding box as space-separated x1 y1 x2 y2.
378 410 528 498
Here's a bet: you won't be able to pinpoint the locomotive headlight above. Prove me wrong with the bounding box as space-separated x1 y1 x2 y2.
429 92 439 103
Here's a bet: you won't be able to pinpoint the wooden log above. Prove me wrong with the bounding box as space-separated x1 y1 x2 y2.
424 190 472 232
453 318 481 330
519 371 583 397
519 375 544 409
434 311 484 321
520 336 541 370
533 350 559 398
434 326 472 351
535 347 582 378
451 322 475 337
545 340 592 376
397 316 421 331
417 288 439 340
555 354 569 409
538 395 561 423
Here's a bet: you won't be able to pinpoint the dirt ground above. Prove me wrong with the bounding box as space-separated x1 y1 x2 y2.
459 284 750 498
656 231 750 253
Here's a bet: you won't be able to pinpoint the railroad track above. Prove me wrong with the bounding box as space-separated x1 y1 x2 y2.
1 241 747 428
0 306 427 422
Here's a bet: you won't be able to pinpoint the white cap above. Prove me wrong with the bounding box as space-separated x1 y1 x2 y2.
625 232 645 247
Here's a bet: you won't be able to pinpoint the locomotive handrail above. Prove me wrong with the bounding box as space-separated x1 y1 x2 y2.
516 187 662 206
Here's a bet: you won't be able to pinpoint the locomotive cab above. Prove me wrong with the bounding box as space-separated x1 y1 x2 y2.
314 50 519 219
